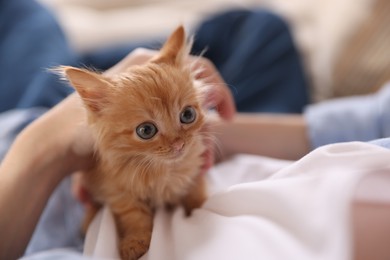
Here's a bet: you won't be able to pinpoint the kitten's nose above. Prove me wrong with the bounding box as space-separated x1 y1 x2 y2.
172 140 185 152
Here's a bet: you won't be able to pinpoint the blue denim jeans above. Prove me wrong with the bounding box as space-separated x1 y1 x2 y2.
0 1 309 114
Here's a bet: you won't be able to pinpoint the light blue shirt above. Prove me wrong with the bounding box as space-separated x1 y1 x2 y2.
304 82 390 149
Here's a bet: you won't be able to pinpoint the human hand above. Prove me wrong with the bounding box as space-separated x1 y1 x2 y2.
185 54 235 171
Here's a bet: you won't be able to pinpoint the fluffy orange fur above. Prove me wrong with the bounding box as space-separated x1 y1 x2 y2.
61 26 208 259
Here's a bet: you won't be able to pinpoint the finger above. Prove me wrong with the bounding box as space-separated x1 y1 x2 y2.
201 75 235 120
71 172 93 206
191 58 236 120
211 84 236 121
200 124 215 175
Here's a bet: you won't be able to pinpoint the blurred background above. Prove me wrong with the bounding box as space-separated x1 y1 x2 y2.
38 0 390 103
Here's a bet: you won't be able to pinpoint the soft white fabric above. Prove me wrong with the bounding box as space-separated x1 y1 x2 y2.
83 142 390 260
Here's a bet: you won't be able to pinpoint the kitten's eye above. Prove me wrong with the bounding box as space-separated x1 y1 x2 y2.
180 106 196 124
136 122 158 140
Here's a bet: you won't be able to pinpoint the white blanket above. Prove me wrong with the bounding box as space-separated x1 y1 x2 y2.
83 142 390 260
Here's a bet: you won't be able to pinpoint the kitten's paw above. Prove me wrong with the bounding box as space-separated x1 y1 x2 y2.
183 202 199 216
120 234 151 260
164 202 178 212
182 177 207 216
183 194 206 217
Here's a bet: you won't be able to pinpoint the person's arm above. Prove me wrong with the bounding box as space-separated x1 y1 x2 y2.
0 94 93 259
213 113 311 161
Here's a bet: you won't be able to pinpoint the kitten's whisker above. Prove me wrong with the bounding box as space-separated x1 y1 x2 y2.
194 132 225 163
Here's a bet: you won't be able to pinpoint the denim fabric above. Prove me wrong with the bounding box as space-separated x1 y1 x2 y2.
192 9 310 113
0 0 76 112
25 177 85 255
1 2 309 114
79 10 311 114
0 108 46 161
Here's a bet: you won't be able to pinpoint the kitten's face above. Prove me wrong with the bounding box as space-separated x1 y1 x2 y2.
96 63 205 161
61 26 206 162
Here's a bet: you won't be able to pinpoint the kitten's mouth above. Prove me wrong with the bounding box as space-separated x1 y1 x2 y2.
167 140 188 160
168 149 186 161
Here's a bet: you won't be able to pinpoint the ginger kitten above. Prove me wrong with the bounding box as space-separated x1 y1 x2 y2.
60 26 208 259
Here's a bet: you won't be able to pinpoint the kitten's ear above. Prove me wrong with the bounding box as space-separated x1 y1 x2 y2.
57 66 113 113
152 25 188 66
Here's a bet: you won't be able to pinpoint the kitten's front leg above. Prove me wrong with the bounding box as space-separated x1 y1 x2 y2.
182 175 207 216
111 199 153 260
